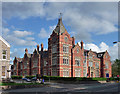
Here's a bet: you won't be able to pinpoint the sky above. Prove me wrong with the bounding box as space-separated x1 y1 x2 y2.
1 2 119 63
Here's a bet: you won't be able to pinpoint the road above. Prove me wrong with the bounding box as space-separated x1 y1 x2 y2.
1 82 120 93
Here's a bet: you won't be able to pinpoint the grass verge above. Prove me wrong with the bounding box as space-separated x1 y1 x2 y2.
0 83 44 86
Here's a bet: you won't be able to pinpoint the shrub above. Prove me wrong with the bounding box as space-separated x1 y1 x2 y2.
92 77 107 81
25 75 36 79
11 75 22 79
39 76 120 81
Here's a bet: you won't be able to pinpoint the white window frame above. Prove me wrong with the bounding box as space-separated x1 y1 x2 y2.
75 57 80 66
89 62 93 67
95 70 99 77
75 69 81 77
95 62 99 69
63 68 69 77
63 57 69 65
83 61 86 67
1 66 6 78
83 69 86 77
105 62 109 69
2 50 7 60
52 57 57 65
77 48 79 53
63 44 69 53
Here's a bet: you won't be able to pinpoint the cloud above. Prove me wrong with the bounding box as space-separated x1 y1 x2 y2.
2 2 117 42
13 30 33 37
49 25 56 31
84 43 100 52
2 2 45 19
38 28 49 38
10 48 23 58
38 25 55 38
79 42 118 60
2 27 37 46
25 37 35 40
2 28 10 35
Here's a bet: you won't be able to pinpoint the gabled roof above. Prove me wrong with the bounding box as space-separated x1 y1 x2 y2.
97 52 105 55
97 52 105 58
53 17 66 35
14 57 22 62
0 36 10 47
16 58 22 62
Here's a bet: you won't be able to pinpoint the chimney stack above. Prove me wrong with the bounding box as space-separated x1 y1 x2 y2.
37 44 39 52
41 43 43 51
81 40 83 49
25 48 28 54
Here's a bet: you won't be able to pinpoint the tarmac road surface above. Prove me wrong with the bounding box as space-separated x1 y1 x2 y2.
1 82 120 93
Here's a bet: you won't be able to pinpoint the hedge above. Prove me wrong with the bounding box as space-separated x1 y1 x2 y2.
43 76 120 81
25 75 36 79
11 75 120 81
11 75 22 79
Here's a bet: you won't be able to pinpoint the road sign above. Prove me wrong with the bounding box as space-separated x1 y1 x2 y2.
106 73 109 78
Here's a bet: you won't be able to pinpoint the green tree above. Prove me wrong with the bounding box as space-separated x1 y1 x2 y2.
112 59 120 77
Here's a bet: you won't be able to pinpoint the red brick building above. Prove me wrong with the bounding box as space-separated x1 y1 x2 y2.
13 17 112 78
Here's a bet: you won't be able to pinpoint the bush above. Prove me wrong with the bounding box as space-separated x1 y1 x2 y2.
11 75 22 79
42 76 115 81
92 77 107 81
25 75 36 79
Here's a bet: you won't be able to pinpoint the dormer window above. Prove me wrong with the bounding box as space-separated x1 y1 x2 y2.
2 50 7 59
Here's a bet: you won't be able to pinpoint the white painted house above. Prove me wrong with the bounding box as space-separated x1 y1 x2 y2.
0 36 10 81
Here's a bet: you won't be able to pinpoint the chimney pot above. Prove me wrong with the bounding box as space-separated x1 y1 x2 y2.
25 48 28 54
41 43 43 51
81 40 83 49
37 44 39 51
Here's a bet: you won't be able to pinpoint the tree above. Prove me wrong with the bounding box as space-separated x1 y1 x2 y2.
112 59 120 77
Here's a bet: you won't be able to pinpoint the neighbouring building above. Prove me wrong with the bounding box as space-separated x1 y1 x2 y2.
13 17 112 78
0 36 10 81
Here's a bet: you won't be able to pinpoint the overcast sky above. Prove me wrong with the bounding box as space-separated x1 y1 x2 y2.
1 2 118 63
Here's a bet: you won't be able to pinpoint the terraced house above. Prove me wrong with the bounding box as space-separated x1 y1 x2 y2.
0 36 10 81
13 17 112 78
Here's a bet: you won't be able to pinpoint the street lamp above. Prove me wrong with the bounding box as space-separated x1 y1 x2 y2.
113 41 120 44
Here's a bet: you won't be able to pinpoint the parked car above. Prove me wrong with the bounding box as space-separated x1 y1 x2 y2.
22 78 31 82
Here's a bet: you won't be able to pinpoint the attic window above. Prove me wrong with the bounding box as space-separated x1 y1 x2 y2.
77 48 79 53
98 54 102 57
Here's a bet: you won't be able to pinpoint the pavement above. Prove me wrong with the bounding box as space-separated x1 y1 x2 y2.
1 81 120 93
